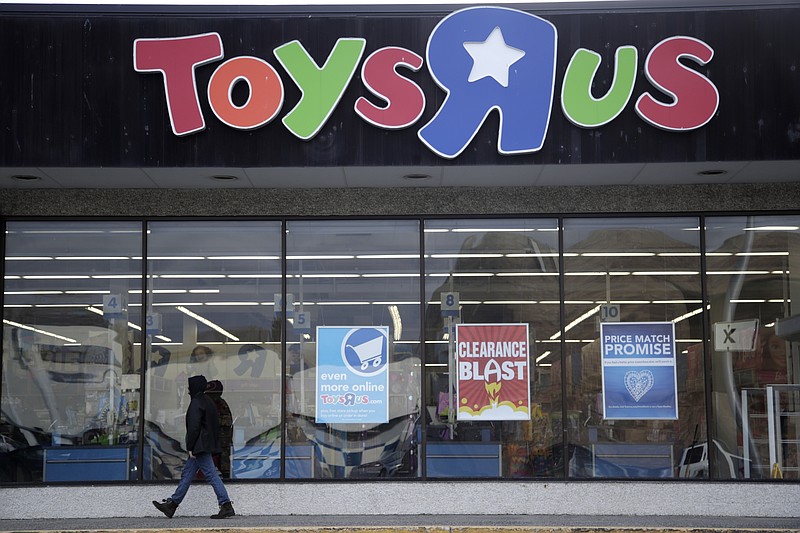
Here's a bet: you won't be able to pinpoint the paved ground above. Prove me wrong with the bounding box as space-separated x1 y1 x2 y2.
1 514 799 532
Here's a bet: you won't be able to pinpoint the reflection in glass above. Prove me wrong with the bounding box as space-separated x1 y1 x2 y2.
562 217 705 479
144 221 282 480
1 221 142 482
707 216 800 480
4 215 796 484
424 219 562 478
285 220 422 479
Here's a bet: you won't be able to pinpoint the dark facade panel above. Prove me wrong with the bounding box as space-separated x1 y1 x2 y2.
2 6 799 168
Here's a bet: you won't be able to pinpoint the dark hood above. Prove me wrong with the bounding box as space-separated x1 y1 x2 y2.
188 375 207 397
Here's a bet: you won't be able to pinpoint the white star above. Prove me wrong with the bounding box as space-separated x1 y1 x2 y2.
463 27 526 88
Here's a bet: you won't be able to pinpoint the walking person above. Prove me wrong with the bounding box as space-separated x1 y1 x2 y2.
152 374 235 519
205 379 233 478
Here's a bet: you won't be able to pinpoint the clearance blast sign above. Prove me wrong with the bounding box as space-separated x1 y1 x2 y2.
455 324 530 421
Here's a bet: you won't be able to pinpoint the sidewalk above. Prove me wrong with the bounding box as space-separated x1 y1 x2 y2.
1 514 799 533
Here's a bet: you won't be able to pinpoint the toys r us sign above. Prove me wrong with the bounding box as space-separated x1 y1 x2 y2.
134 6 718 160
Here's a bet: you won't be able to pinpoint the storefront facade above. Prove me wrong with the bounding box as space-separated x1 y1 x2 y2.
1 0 800 519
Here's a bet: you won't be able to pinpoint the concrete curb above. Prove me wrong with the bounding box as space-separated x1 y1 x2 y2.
5 483 800 520
4 528 800 533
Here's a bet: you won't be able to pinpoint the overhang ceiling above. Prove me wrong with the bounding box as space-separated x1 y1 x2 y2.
2 160 799 189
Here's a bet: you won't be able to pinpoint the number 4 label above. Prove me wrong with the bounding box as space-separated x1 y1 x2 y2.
103 294 125 318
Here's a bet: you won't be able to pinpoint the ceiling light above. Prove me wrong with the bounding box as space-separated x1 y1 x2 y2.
287 255 355 260
176 305 240 341
744 226 799 231
207 255 280 260
581 252 655 257
673 307 706 323
430 253 503 258
361 273 419 278
355 254 420 259
3 319 77 343
55 256 131 260
697 169 728 176
388 305 402 340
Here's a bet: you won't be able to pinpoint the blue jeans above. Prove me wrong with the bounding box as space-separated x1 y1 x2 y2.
170 452 230 506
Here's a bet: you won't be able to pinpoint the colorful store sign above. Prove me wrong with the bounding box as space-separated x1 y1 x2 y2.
600 322 678 420
315 326 389 424
455 323 530 421
133 6 718 159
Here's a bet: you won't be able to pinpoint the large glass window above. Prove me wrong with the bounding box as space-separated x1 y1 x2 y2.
706 216 800 480
144 221 282 480
424 219 562 478
562 217 705 479
2 221 142 482
284 220 422 479
3 214 799 484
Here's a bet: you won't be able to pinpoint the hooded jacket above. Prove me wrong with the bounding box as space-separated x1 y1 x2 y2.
185 375 221 455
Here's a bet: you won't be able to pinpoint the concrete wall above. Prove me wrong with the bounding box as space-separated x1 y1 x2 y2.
1 481 799 519
2 183 800 217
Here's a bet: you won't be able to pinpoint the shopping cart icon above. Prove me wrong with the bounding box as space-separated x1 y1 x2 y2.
347 336 385 371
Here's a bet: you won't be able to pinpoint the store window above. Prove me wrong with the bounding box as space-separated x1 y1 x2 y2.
2 221 142 482
144 221 282 480
4 215 799 485
562 217 705 479
423 219 562 478
706 216 800 480
284 220 422 479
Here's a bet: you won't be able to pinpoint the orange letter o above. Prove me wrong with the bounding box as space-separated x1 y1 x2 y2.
208 56 284 129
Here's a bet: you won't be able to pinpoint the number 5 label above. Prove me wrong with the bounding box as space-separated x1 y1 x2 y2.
294 312 311 332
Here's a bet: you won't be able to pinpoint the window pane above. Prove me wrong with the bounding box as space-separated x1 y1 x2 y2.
563 217 704 479
144 221 282 480
707 215 800 480
2 221 142 482
424 219 562 478
285 220 421 479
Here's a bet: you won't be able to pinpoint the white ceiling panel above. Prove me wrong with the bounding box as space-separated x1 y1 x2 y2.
725 160 800 183
142 167 254 188
537 162 645 186
632 161 747 185
441 165 541 186
245 167 347 188
2 161 798 189
40 167 158 188
0 167 62 188
345 166 443 187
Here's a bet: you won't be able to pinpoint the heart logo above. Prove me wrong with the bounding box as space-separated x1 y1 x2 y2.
624 370 654 402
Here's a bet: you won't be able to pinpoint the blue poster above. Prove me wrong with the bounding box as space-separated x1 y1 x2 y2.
600 322 678 420
315 326 390 424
